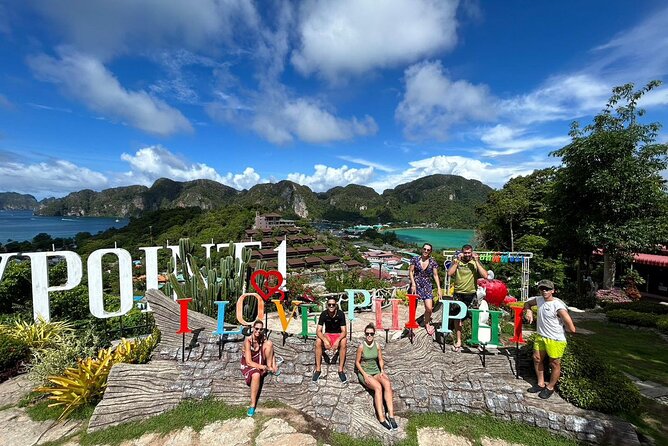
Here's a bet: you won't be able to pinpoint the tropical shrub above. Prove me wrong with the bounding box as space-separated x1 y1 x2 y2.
0 332 29 377
120 328 161 364
36 349 114 420
28 327 105 386
0 318 74 353
37 330 161 419
606 309 659 327
657 316 668 333
523 335 640 414
602 301 668 315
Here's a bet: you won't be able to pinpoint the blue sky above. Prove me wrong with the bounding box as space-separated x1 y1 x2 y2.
1 0 667 199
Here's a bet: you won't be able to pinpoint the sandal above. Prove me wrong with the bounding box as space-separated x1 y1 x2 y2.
451 344 462 352
425 324 435 336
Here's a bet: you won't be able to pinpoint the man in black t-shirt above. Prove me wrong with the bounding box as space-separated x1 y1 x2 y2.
313 296 348 383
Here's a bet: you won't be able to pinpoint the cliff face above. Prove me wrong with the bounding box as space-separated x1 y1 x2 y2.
0 192 39 210
8 174 492 228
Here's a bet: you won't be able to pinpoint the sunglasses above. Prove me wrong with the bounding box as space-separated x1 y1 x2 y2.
253 327 263 331
365 332 375 336
422 248 432 252
538 287 553 292
327 303 337 307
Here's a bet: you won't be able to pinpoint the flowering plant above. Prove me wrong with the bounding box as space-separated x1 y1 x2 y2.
595 288 632 304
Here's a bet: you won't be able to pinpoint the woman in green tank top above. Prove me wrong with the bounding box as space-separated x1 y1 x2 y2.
355 323 397 431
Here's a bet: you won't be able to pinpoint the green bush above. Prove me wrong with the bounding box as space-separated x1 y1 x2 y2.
0 332 29 374
558 336 640 414
121 327 161 364
28 326 106 386
602 301 668 315
657 316 668 333
606 309 659 327
523 335 640 414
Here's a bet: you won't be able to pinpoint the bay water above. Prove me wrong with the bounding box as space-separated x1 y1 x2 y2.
388 228 475 250
0 210 128 242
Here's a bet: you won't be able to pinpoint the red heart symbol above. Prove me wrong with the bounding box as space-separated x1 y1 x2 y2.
250 270 285 302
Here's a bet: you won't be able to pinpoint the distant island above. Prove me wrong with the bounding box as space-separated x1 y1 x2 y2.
0 174 492 229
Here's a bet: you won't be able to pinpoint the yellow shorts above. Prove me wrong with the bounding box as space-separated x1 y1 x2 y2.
533 335 567 359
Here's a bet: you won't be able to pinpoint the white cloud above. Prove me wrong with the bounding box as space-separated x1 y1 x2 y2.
338 156 396 173
479 124 570 157
28 0 260 59
367 155 548 192
590 7 668 83
27 102 72 113
28 49 193 136
639 86 668 108
291 0 458 79
395 60 497 140
287 164 375 192
119 145 264 190
500 74 611 124
209 92 378 145
0 159 108 198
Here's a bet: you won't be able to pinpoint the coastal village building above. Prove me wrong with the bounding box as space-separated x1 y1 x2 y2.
253 212 295 230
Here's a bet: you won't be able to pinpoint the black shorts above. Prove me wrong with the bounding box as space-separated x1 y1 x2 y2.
450 293 477 319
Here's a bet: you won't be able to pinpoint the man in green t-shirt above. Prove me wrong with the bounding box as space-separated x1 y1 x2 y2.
447 244 488 351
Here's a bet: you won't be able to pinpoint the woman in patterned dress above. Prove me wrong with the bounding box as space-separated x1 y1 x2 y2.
408 243 442 335
240 320 277 417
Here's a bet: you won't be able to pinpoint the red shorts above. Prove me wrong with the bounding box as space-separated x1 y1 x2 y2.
326 333 341 345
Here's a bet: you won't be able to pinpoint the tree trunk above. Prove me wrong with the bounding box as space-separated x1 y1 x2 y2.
576 255 583 299
509 218 514 252
602 252 616 290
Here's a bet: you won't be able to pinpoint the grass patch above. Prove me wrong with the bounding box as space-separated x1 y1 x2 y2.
620 397 668 446
18 390 94 422
18 390 43 407
79 398 245 446
396 412 580 446
25 398 94 421
577 321 668 386
329 432 382 446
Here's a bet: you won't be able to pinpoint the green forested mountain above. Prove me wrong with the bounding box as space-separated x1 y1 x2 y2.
382 174 493 228
234 180 323 219
7 174 492 228
35 179 239 217
0 192 38 210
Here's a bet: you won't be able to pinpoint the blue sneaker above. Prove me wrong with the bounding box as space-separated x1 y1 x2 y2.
247 407 256 417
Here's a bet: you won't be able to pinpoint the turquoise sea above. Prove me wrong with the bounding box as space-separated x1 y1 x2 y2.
388 228 475 250
0 210 128 242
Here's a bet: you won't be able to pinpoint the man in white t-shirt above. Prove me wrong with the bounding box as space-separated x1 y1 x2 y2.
523 279 576 399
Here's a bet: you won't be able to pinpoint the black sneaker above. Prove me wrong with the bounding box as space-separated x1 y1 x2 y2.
388 417 398 430
338 371 348 383
312 371 321 382
380 420 392 430
527 383 545 393
539 387 555 399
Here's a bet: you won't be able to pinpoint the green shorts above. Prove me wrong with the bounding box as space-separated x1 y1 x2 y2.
533 335 567 359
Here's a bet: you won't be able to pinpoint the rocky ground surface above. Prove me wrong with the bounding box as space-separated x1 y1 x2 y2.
0 382 523 446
